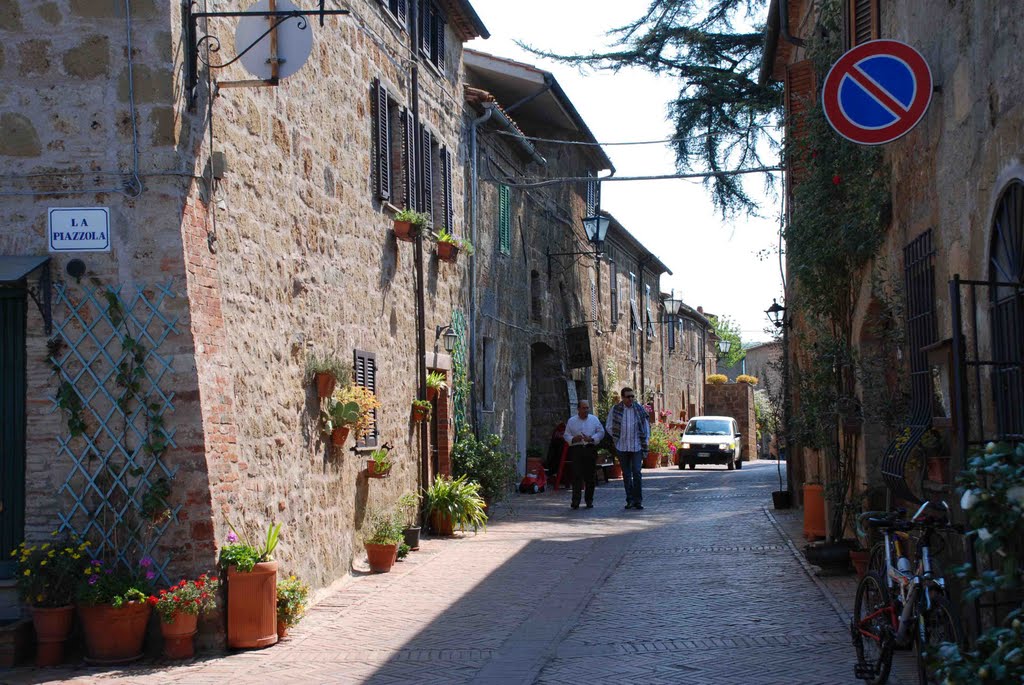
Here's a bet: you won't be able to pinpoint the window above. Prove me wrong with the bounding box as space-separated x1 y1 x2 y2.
420 124 433 225
989 180 1024 438
400 107 416 209
629 273 639 362
590 276 597 323
585 173 599 216
645 284 654 340
530 270 541 322
482 337 495 410
440 147 454 233
379 0 407 26
498 184 511 254
847 0 879 48
419 0 446 72
372 78 398 203
668 315 676 351
353 350 379 448
609 260 618 325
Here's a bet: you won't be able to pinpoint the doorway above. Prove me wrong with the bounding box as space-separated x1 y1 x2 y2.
0 287 26 575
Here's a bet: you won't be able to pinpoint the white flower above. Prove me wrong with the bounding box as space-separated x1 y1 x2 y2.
961 489 980 510
1007 486 1024 507
985 442 997 454
977 527 992 541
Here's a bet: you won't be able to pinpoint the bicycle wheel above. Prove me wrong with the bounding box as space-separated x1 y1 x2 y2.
853 571 894 685
868 541 887 575
915 592 963 685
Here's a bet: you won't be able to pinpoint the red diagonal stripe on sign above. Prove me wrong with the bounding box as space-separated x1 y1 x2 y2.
845 65 911 119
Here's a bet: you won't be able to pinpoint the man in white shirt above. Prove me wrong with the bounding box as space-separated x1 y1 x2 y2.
563 399 605 509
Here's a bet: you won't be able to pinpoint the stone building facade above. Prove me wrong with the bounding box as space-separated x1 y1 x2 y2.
0 0 488 599
764 0 1024 517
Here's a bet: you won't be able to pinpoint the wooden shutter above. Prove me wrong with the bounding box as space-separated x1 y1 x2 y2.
434 13 446 71
373 79 391 202
609 260 618 325
420 0 431 55
848 0 879 47
442 147 454 233
401 108 416 210
395 0 407 24
590 277 597 322
784 60 816 192
420 125 433 223
353 350 378 448
498 184 510 254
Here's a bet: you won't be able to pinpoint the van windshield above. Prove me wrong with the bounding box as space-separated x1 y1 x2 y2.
685 420 732 436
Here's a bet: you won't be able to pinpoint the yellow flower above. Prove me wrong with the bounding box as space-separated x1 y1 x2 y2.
23 570 30 576
36 595 44 603
78 543 87 551
8 550 15 558
47 550 55 558
41 543 49 550
64 547 72 554
50 530 58 537
72 554 81 560
40 560 47 566
84 568 92 575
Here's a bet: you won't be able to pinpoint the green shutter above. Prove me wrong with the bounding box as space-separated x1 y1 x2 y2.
498 184 510 255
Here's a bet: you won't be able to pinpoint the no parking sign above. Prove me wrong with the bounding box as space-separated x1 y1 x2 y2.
822 40 933 146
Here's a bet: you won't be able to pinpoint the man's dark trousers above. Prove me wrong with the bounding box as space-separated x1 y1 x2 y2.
570 444 597 507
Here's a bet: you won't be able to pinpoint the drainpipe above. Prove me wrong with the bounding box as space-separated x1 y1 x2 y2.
469 107 493 435
481 102 546 166
410 0 430 496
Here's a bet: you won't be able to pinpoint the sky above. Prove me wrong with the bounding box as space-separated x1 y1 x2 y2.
466 0 784 343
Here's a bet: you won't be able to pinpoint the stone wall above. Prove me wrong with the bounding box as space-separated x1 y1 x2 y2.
704 382 756 462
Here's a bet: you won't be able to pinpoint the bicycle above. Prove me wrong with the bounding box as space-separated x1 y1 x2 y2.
851 500 965 684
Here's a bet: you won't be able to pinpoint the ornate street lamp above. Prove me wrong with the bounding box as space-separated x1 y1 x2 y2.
766 299 786 328
581 215 611 254
434 324 458 353
718 338 732 355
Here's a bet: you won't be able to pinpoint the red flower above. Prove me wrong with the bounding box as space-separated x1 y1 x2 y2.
173 596 181 602
201 592 209 599
147 596 158 606
832 174 842 185
195 581 205 588
210 576 218 582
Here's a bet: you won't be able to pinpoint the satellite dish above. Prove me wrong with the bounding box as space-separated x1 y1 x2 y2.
234 0 313 81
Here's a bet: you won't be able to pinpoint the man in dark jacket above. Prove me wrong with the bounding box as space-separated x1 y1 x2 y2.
604 387 650 510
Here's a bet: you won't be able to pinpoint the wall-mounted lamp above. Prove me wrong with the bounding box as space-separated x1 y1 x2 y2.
547 214 611 277
766 299 786 328
434 324 458 354
718 339 732 354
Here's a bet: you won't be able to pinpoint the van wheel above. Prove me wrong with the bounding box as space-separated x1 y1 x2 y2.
735 458 743 470
727 459 735 470
688 462 696 470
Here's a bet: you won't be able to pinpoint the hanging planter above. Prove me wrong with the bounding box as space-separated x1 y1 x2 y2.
305 355 348 400
331 426 350 446
436 241 460 263
393 210 427 242
411 400 432 423
426 371 447 402
366 459 391 478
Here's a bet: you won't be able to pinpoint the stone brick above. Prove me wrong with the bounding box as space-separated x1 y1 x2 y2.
0 113 41 157
37 2 61 24
62 35 109 79
148 106 176 147
0 0 21 30
69 0 156 19
117 64 172 104
18 39 51 75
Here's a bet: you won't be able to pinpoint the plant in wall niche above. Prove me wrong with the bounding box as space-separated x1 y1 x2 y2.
426 370 448 400
276 575 309 638
424 474 487 536
367 443 393 478
451 428 518 506
706 374 728 385
736 374 758 386
411 399 432 422
306 354 351 400
393 209 429 242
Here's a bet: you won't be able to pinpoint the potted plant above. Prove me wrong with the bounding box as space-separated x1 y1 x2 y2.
397 491 422 550
153 573 220 659
363 510 403 573
435 230 461 263
276 575 309 639
367 446 393 478
324 385 381 446
76 556 155 664
736 374 759 386
322 396 360 446
646 423 670 468
426 370 447 401
306 354 350 400
219 523 282 649
411 399 432 422
393 208 428 242
424 474 487 536
706 373 728 385
450 428 518 509
13 536 89 666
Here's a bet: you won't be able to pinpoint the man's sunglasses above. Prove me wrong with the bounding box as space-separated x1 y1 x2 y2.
623 395 635 399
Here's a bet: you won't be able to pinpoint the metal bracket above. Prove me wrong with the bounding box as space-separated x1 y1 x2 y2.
183 0 349 110
546 246 601 279
24 260 52 335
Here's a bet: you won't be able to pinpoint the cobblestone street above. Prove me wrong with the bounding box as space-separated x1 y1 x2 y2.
3 461 912 685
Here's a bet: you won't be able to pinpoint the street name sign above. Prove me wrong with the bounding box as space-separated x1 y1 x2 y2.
48 207 110 252
822 39 933 146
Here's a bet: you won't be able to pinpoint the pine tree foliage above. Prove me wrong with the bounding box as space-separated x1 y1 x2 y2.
522 0 782 216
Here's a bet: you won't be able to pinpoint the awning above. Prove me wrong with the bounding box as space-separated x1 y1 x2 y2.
0 255 49 283
0 256 52 334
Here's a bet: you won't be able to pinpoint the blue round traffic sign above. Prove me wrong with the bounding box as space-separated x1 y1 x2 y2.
822 40 933 146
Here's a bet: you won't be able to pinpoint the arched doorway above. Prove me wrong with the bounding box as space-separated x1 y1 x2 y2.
530 342 567 455
989 179 1024 439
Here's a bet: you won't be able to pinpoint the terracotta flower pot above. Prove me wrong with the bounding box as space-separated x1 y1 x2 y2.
314 372 336 399
227 561 278 649
393 220 418 242
644 452 660 468
160 610 198 660
366 459 391 478
365 542 398 573
331 426 350 446
426 386 438 401
850 549 870 579
430 510 454 536
78 601 152 665
671 453 679 466
31 605 74 667
412 405 430 422
277 620 289 639
608 464 623 479
436 242 460 263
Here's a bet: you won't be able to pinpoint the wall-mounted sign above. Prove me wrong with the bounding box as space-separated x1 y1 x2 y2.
48 207 110 252
565 326 593 369
822 39 933 146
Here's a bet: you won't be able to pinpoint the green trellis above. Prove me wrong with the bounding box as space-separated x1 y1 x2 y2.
51 280 179 584
450 309 469 436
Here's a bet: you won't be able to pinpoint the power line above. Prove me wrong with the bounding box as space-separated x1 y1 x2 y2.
492 127 781 148
493 167 783 189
